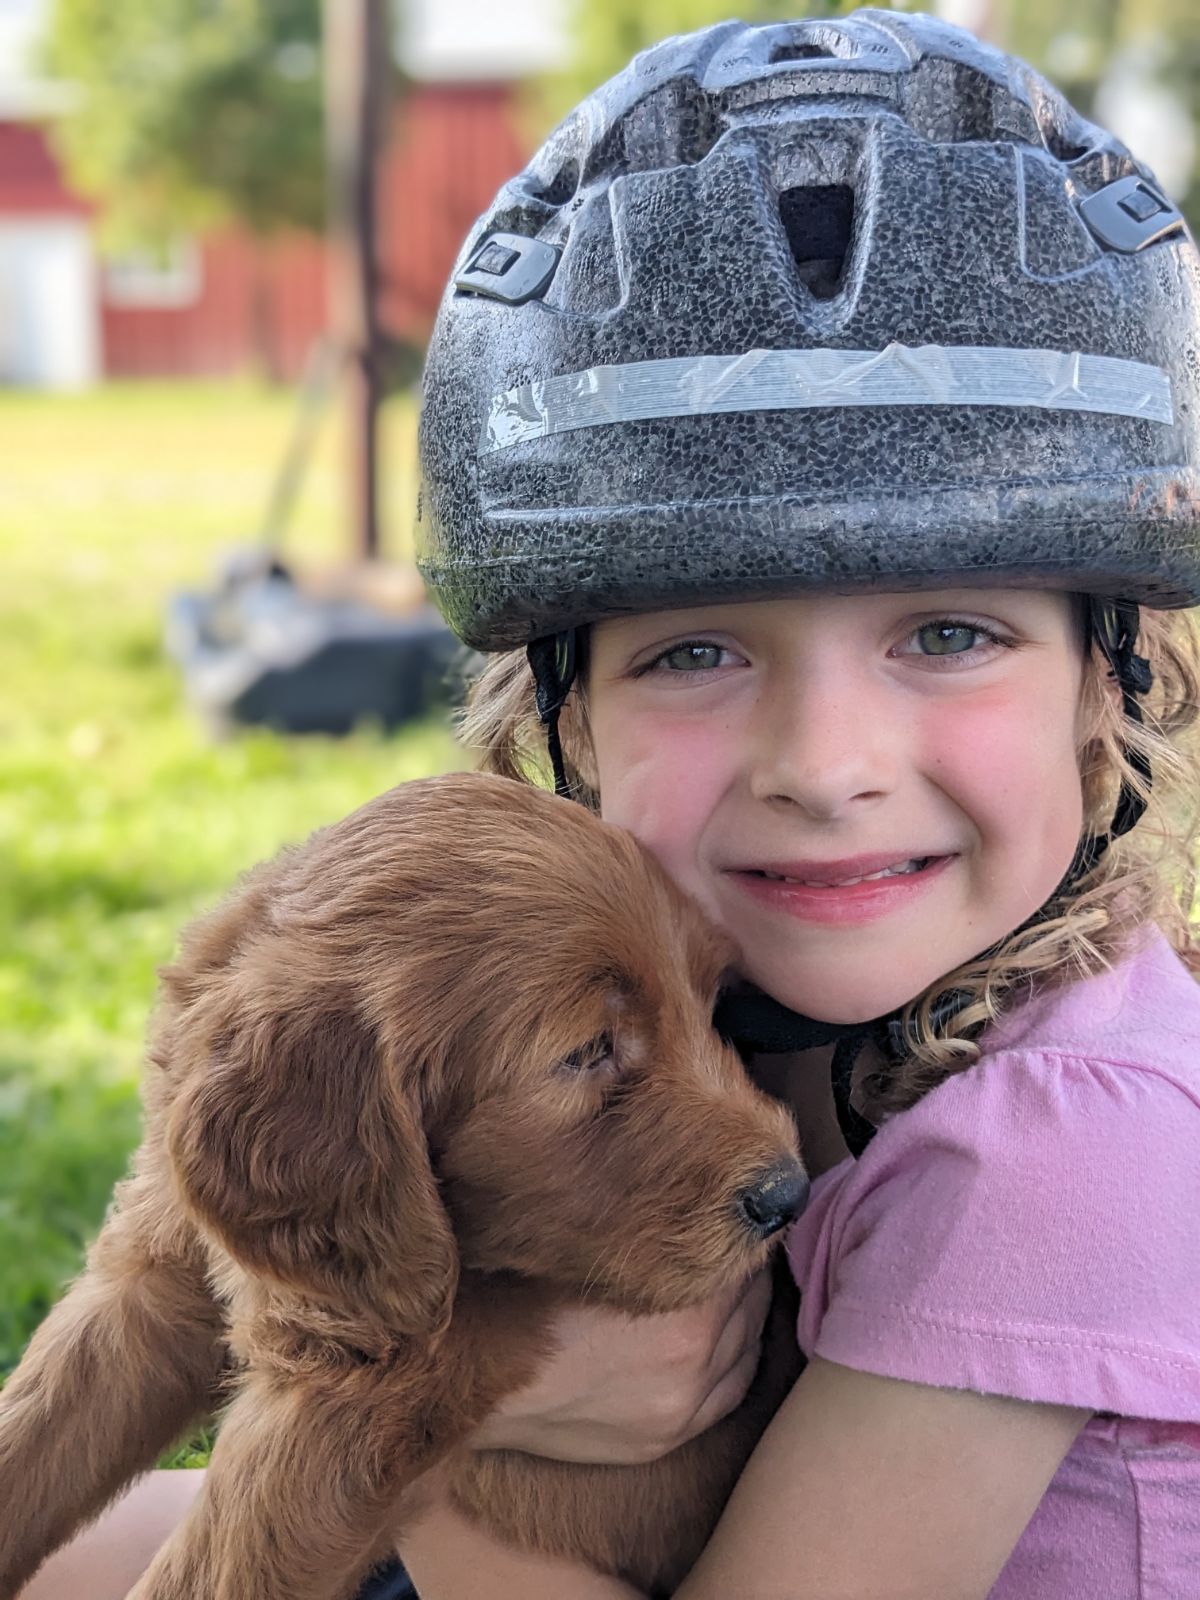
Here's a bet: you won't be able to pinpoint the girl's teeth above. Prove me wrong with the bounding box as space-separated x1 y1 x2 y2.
761 858 930 887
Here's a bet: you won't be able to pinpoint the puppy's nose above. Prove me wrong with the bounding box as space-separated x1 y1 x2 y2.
737 1161 811 1238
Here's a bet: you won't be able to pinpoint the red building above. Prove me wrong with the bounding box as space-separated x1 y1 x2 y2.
0 81 530 386
0 106 98 385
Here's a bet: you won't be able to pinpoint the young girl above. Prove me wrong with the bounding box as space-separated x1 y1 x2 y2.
19 11 1200 1600
397 10 1200 1598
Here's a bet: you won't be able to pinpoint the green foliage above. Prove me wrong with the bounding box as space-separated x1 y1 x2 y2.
43 0 325 241
1002 0 1197 233
0 383 458 1429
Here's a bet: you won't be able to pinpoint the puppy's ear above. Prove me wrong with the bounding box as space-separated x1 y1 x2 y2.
166 997 457 1338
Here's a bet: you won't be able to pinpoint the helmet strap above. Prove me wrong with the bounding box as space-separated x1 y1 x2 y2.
1086 598 1153 845
711 995 878 1157
527 631 578 799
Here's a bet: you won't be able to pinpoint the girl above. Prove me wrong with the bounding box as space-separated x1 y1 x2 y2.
19 11 1200 1600
398 10 1200 1598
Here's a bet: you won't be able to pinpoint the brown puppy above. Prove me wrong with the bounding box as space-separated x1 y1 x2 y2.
0 773 806 1600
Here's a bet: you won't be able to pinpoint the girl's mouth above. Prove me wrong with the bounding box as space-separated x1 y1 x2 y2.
727 854 955 925
755 856 931 887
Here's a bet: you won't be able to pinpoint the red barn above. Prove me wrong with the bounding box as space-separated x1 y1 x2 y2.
0 80 531 386
0 107 98 386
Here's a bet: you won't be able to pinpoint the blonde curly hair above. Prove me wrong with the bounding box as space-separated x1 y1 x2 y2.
458 606 1200 1118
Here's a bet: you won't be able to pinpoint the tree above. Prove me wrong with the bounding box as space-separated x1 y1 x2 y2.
44 0 326 246
1002 0 1197 232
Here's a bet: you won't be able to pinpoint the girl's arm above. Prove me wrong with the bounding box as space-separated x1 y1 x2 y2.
400 1357 1088 1600
671 1357 1088 1600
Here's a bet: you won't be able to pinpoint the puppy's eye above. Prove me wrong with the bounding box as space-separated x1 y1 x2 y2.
558 1032 615 1075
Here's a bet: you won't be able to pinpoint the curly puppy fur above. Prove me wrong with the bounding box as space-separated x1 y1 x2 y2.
0 773 806 1600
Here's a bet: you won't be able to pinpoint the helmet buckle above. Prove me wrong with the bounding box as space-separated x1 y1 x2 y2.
456 232 561 305
1079 176 1184 255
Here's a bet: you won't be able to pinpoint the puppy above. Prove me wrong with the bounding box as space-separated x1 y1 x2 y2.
0 773 806 1600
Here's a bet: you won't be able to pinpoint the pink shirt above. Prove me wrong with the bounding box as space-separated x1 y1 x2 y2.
785 929 1200 1599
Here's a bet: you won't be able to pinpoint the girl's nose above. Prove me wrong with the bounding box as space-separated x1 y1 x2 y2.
746 669 898 820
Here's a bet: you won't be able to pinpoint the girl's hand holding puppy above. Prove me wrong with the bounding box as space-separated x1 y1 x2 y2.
470 1270 773 1466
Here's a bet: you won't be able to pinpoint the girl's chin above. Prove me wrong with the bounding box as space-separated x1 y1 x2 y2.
743 971 943 1026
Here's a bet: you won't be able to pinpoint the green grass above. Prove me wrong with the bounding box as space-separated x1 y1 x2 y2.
0 381 460 1398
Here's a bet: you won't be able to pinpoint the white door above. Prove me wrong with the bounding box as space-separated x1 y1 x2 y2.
0 217 100 388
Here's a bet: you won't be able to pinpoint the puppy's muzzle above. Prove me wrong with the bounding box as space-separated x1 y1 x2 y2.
736 1161 811 1239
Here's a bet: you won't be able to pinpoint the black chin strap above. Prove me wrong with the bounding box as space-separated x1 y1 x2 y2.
705 994 879 1155
1087 598 1153 843
711 995 899 1157
527 632 578 799
529 600 1154 1159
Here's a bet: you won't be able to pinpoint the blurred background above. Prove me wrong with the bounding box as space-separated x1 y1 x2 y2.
1 0 1196 1397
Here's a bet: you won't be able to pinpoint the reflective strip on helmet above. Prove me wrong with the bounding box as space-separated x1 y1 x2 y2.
480 342 1173 453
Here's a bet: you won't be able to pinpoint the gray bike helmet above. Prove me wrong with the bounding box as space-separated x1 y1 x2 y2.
417 8 1199 651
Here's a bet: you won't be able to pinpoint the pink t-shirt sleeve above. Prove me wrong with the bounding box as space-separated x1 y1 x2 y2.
786 1047 1200 1420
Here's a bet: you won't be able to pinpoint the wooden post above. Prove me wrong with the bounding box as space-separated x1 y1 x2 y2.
323 0 390 561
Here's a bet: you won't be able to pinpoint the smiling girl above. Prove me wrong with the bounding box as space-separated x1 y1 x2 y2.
585 592 1089 1027
395 10 1200 1599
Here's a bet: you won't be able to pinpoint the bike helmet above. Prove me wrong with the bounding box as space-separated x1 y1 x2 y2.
417 8 1199 650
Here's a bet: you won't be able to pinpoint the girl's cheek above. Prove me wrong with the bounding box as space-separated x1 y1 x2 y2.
595 714 730 886
920 683 1083 872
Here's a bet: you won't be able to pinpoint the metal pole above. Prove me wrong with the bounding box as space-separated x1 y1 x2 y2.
324 0 390 562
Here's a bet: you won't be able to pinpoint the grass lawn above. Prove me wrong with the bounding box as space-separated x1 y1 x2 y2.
0 380 461 1410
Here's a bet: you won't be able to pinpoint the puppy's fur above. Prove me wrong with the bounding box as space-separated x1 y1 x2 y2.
0 773 805 1600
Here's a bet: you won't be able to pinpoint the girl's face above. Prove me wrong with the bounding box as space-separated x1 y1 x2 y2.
588 589 1088 1023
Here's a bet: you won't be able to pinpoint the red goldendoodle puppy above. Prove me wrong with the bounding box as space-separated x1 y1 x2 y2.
0 773 807 1600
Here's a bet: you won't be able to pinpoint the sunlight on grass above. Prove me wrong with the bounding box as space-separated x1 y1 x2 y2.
0 380 460 1378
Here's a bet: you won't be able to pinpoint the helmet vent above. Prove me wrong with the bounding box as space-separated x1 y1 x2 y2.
532 159 581 207
766 24 858 64
903 60 1043 147
621 85 724 172
770 42 835 64
1041 121 1091 164
779 184 854 300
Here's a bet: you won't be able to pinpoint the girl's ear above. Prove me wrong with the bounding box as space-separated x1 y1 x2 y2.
166 997 458 1338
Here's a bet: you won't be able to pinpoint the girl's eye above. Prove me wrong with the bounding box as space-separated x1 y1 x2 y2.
643 641 733 673
915 622 982 656
894 619 1012 662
